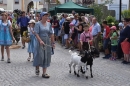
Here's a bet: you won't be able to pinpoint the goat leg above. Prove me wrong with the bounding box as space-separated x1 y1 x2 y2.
77 66 80 77
69 62 73 73
90 65 93 78
73 64 77 75
85 65 88 79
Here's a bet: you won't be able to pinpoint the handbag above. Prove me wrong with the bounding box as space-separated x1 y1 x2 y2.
121 41 130 54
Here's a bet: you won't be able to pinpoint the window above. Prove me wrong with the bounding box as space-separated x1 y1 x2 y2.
50 0 56 3
0 0 3 4
39 1 43 5
15 0 19 4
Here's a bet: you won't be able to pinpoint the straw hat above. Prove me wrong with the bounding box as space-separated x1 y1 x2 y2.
66 17 70 20
28 19 35 24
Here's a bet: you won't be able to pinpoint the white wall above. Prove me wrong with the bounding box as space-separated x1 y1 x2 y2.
96 0 129 9
13 0 22 10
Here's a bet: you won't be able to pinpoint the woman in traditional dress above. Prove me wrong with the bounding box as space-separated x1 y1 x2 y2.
0 12 14 63
33 12 55 78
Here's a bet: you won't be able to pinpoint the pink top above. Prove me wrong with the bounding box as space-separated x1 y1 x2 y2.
80 31 93 42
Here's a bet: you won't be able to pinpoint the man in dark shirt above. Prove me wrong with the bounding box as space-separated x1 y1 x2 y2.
17 11 30 49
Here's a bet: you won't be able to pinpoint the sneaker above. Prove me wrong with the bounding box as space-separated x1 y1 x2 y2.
1 57 4 61
35 69 40 75
122 60 128 64
42 74 50 78
22 46 25 49
7 58 11 63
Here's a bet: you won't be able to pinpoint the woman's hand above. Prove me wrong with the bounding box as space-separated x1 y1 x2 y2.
12 37 15 41
40 41 45 45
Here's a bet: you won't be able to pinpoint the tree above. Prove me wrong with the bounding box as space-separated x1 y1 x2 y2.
90 0 113 23
56 0 61 4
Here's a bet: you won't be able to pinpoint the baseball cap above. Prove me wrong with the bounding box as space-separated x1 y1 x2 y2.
40 12 48 17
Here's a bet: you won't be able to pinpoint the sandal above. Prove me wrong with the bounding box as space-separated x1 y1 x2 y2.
27 57 31 61
35 69 40 75
42 74 50 78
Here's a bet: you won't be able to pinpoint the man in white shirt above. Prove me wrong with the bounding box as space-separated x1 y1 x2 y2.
71 15 79 26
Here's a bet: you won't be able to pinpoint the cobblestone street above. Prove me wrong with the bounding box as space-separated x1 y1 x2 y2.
0 43 130 86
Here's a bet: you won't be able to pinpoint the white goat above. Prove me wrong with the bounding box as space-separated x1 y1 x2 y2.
69 50 88 78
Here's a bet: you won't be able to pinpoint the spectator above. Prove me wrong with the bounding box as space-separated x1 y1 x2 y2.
62 17 70 49
102 21 111 59
52 15 59 41
109 26 118 60
72 14 79 27
91 17 101 57
118 18 130 64
17 11 30 49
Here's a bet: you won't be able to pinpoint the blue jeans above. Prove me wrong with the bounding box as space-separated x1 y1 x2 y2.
62 35 65 46
103 38 110 49
54 28 59 36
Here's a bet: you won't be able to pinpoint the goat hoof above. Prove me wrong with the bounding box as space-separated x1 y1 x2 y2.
77 74 80 77
91 75 93 78
86 76 88 79
74 71 76 75
69 70 71 73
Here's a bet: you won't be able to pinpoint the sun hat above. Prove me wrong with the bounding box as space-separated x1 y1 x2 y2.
118 22 124 27
110 26 116 30
70 16 74 19
28 19 35 24
66 17 70 20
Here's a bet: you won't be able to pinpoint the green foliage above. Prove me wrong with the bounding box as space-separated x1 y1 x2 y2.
56 0 61 4
90 4 103 23
122 10 130 18
106 16 116 24
90 0 114 23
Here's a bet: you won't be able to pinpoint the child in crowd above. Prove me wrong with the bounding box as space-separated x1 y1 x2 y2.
68 23 77 50
27 20 36 62
80 24 93 54
109 26 118 60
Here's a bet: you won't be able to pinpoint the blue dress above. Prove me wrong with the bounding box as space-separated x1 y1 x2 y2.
0 20 12 46
33 21 53 68
27 27 36 53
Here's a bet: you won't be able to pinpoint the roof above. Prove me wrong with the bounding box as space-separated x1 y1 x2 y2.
49 1 94 15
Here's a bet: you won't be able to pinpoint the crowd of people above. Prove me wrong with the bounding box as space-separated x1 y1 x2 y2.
0 10 130 78
49 12 130 64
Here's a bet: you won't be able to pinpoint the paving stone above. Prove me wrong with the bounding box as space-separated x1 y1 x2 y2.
0 43 130 86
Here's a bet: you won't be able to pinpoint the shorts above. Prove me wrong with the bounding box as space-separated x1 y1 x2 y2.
103 38 110 49
64 34 69 39
111 45 117 52
20 27 27 37
54 28 59 36
77 33 81 42
82 42 89 51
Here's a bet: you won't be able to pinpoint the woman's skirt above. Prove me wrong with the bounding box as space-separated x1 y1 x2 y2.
33 36 52 68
